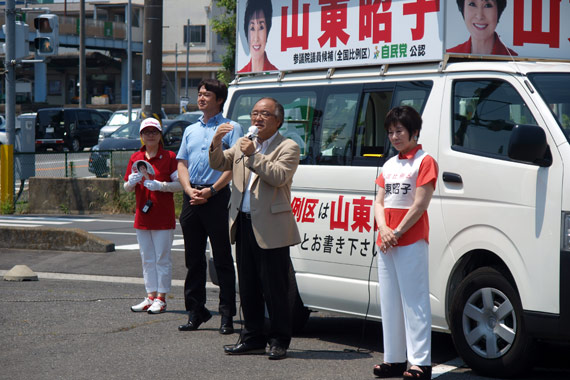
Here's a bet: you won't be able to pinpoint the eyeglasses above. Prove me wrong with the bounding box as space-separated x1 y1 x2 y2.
142 129 161 135
250 111 275 119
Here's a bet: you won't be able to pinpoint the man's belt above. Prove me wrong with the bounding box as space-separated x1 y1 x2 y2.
191 184 214 190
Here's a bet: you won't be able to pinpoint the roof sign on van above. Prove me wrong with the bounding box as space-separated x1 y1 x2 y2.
236 0 570 74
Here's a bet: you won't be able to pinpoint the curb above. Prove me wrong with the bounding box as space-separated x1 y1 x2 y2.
0 226 115 252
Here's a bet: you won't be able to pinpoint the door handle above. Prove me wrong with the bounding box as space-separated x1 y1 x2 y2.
442 172 462 184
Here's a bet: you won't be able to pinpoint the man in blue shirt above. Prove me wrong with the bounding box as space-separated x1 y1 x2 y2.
177 79 243 334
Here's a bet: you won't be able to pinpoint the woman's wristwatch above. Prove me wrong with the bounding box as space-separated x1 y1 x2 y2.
210 185 217 196
393 229 402 238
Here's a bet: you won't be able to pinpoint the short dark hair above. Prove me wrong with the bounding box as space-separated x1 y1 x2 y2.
198 79 228 112
456 0 507 21
257 97 284 128
136 161 147 171
243 0 273 42
384 106 423 141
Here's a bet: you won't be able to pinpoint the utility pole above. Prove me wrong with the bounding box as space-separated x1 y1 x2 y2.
174 42 178 105
127 0 132 122
1 0 16 210
4 0 16 146
79 0 86 108
141 0 163 121
185 18 189 99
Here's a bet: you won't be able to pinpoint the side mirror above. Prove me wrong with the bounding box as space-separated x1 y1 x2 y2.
508 124 551 167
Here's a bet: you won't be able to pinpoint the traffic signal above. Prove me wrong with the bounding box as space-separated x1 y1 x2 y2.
2 21 30 60
34 14 59 56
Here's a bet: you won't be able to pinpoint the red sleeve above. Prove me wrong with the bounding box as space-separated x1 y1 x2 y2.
375 172 385 188
417 155 438 189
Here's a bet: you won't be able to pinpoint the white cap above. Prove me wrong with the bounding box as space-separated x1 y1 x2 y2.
140 118 162 133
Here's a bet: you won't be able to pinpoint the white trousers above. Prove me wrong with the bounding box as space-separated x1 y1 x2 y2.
377 239 431 366
136 229 174 294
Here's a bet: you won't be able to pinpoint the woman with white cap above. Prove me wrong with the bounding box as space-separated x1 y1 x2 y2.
124 117 182 314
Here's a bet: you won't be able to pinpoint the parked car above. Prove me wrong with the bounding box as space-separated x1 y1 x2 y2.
0 115 6 145
96 109 114 123
0 128 6 146
98 108 169 142
35 108 108 152
174 111 203 124
88 119 190 177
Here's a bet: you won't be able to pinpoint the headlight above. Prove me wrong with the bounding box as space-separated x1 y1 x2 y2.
563 212 570 252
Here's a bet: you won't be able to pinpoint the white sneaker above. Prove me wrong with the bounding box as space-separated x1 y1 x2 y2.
148 298 167 314
131 297 154 312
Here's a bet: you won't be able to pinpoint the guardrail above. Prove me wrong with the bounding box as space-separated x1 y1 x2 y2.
5 150 137 209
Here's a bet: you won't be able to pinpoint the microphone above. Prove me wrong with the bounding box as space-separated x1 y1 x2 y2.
236 126 259 163
246 125 258 140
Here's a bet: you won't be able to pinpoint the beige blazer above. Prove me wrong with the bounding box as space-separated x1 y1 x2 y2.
209 133 301 249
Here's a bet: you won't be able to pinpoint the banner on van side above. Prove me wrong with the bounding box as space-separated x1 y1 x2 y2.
236 0 444 74
235 0 570 74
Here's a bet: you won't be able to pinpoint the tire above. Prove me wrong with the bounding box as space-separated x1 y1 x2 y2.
288 264 311 334
449 267 534 378
71 138 81 152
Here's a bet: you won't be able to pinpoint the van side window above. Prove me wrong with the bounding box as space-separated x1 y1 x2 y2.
318 92 360 165
353 91 393 164
90 111 106 127
356 81 432 165
452 80 537 158
227 91 317 161
77 110 92 128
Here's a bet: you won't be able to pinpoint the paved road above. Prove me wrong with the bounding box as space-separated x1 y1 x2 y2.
18 151 94 179
1 214 570 379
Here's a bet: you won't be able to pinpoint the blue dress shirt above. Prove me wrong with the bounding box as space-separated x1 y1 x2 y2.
176 112 243 185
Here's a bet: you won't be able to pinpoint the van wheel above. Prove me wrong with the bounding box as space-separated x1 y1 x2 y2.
449 267 533 378
71 138 81 152
288 264 310 334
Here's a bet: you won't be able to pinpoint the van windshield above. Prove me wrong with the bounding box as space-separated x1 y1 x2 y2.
111 121 140 139
528 73 570 141
107 111 138 127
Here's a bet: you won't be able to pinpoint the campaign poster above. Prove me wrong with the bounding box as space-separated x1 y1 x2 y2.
132 160 155 181
236 0 444 74
445 0 570 60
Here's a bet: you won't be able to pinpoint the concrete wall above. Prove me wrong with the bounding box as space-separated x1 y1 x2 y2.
29 177 120 214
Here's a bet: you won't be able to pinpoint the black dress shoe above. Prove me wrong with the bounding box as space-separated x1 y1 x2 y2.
268 345 287 360
219 316 234 335
178 309 212 331
223 342 266 355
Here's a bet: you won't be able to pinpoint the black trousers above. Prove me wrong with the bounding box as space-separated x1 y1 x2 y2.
179 187 236 317
236 212 292 349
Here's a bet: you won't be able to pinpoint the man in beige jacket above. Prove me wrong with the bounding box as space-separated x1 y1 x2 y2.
209 97 301 360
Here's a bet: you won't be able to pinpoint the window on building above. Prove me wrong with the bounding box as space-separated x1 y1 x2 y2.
184 25 206 45
216 32 227 45
180 78 203 89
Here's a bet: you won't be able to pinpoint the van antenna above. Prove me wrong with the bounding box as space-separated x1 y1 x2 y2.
499 33 523 76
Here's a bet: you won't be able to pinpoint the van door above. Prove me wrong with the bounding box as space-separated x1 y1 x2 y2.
65 110 79 151
437 74 563 365
89 110 107 146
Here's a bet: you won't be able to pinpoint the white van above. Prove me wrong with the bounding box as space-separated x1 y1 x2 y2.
219 59 570 377
218 1 570 377
98 108 168 142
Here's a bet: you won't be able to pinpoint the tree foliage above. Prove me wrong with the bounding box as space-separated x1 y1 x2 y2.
211 0 237 84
